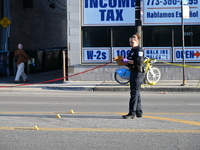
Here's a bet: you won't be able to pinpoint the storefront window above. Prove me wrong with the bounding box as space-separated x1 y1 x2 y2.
192 26 200 46
112 27 135 47
82 26 135 47
143 26 172 47
174 25 200 47
82 27 111 47
83 25 200 48
174 26 186 46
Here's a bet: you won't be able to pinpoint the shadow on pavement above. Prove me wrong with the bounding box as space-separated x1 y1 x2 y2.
0 69 64 84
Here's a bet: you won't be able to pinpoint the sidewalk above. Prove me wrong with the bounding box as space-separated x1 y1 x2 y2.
0 70 200 92
48 80 200 92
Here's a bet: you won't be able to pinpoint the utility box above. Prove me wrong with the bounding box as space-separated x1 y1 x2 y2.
0 51 8 75
52 49 61 69
26 49 44 73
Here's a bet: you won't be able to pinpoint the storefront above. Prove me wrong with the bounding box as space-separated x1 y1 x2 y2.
67 0 200 81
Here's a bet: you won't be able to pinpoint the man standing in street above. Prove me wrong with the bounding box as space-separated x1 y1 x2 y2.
14 44 32 83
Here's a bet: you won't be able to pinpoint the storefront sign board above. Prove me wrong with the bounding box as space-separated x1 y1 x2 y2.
144 47 172 62
173 47 200 62
82 0 135 26
82 48 111 63
142 0 200 25
112 47 172 62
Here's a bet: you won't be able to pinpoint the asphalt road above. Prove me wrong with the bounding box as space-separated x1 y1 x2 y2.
0 91 200 150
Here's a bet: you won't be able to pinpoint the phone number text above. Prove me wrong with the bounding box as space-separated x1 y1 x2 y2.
147 0 198 5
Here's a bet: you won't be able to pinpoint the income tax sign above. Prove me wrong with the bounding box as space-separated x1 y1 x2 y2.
142 0 200 25
82 0 135 26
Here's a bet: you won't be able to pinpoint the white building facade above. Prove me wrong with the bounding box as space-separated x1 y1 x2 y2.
67 0 200 81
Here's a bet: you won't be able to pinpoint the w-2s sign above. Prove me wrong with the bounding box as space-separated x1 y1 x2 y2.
82 48 110 63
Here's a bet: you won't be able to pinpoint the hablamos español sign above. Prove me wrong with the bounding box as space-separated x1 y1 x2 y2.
142 0 200 25
82 0 135 26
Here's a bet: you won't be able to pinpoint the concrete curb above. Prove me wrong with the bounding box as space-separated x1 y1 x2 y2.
1 80 200 92
140 87 200 93
1 86 200 92
46 86 94 91
45 86 200 92
93 87 200 92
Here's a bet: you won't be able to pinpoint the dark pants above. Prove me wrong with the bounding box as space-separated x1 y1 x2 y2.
129 72 145 115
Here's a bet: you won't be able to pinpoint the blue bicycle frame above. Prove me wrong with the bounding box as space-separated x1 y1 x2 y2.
115 68 130 80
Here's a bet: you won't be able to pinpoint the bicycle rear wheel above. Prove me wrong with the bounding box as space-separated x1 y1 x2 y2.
146 67 161 83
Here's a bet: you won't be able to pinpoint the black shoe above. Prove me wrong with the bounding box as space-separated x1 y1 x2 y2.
122 113 135 119
136 112 143 118
136 114 142 118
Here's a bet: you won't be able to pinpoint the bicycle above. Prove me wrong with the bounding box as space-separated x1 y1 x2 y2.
114 57 161 85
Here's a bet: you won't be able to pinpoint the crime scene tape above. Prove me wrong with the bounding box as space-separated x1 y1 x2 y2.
0 62 113 88
158 60 200 69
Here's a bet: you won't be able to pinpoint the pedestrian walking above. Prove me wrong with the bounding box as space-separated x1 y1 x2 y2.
14 44 32 83
122 33 145 119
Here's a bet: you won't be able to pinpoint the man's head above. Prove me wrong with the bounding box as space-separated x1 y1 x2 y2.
18 44 23 49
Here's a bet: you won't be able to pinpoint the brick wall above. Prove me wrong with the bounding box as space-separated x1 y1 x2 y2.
9 0 67 50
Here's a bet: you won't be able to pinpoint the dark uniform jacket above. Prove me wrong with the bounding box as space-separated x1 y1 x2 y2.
126 46 144 72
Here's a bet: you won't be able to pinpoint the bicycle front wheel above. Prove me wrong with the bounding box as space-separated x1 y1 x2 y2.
114 72 130 85
146 67 161 83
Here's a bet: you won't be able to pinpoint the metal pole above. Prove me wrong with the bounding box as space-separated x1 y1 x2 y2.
63 0 67 82
1 0 10 51
1 0 11 76
181 0 186 86
62 50 66 82
135 0 142 47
